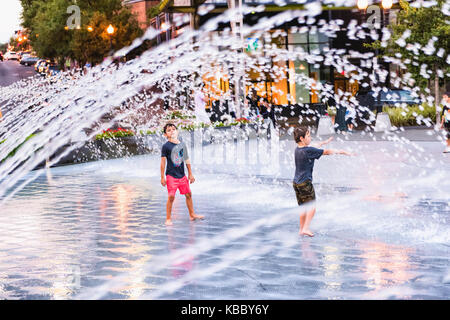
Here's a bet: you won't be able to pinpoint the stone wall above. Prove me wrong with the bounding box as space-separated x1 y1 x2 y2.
37 125 272 169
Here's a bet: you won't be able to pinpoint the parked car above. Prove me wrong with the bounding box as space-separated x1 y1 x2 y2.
4 51 19 60
18 51 31 61
19 54 31 61
45 64 61 77
355 89 422 112
20 56 39 66
35 59 45 72
37 60 51 74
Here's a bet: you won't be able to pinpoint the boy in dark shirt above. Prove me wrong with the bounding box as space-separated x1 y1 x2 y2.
161 123 204 226
293 127 352 237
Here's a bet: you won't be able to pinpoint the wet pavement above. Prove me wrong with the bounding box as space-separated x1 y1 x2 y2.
0 60 36 87
0 130 449 299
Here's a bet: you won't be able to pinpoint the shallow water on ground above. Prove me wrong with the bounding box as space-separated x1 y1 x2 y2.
0 138 448 299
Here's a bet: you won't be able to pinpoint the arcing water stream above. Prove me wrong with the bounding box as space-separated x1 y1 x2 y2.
0 2 448 299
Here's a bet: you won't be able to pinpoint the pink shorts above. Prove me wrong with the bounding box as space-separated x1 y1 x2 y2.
166 175 191 196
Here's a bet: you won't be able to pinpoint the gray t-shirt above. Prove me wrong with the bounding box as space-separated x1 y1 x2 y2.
161 140 189 179
293 146 324 184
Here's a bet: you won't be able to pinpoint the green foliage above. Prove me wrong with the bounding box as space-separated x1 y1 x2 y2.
214 122 226 128
71 11 112 65
138 130 157 135
165 110 196 120
32 0 73 63
369 0 450 91
96 128 163 140
199 122 210 128
95 128 135 140
20 0 143 66
383 104 437 127
179 124 198 131
147 6 161 20
1 134 36 162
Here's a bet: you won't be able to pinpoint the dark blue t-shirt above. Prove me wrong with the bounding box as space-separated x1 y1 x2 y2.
161 141 189 179
293 146 324 184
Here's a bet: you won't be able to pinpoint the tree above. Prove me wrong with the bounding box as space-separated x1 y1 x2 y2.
371 0 449 98
9 36 31 52
147 5 161 20
20 0 42 31
20 0 143 66
390 0 449 124
71 8 142 66
31 0 73 65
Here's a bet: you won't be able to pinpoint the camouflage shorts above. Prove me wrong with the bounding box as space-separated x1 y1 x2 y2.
293 180 316 205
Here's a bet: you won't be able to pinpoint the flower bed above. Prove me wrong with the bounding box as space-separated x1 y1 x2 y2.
95 128 135 140
231 117 251 125
165 110 196 120
94 111 262 140
179 123 209 131
139 130 157 135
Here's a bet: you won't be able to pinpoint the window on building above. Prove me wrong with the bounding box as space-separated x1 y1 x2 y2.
287 30 331 104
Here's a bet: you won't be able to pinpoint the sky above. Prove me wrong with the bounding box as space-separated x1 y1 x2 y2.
0 0 22 44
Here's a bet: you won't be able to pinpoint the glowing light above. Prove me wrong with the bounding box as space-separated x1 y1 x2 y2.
87 26 93 32
216 69 222 85
382 0 393 9
357 0 369 10
106 24 115 35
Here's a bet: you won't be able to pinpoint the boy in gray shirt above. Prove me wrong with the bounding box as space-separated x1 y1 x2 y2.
293 127 353 237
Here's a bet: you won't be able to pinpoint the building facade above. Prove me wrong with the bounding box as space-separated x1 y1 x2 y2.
125 0 396 109
123 0 161 29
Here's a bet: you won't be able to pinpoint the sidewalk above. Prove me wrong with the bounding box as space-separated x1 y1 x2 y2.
279 126 446 142
0 136 448 299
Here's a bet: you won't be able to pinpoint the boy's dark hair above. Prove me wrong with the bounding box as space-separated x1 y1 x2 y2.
294 126 309 143
444 91 450 96
163 123 177 134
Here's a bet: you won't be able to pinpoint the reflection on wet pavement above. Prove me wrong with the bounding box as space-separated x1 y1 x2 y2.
0 139 449 299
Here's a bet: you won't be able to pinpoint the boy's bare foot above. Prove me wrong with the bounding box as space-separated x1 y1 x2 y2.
190 214 204 221
165 219 173 226
300 230 314 237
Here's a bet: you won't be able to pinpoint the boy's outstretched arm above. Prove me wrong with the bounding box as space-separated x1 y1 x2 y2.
323 149 354 156
160 157 166 186
186 159 195 183
312 137 333 148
